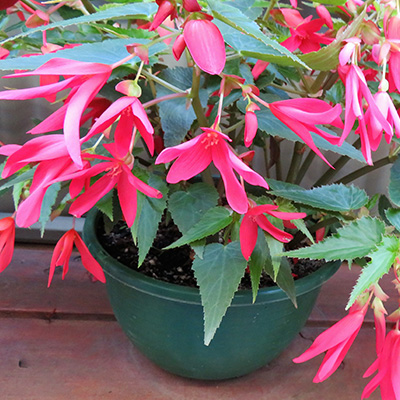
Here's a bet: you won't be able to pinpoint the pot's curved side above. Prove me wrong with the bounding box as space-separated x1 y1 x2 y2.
83 210 340 380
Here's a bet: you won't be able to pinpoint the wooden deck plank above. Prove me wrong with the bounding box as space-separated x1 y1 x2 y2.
0 319 381 400
0 245 113 318
2 245 398 324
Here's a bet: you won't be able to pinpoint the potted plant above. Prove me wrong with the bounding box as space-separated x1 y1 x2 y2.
0 0 400 395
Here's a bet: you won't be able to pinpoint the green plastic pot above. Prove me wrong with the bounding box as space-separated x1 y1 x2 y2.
83 210 340 380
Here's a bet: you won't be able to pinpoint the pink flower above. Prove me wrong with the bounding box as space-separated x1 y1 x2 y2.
0 0 18 10
155 127 269 214
385 15 400 93
48 228 106 287
0 217 15 273
268 98 343 166
182 0 201 12
240 201 306 260
244 103 260 147
316 5 333 29
338 64 392 164
361 328 400 399
293 299 368 382
183 18 226 75
69 143 162 227
281 17 333 53
148 0 177 31
86 91 154 158
0 58 113 168
0 47 9 60
356 90 400 164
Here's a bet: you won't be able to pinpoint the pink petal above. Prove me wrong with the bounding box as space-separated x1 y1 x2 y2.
240 214 258 260
293 308 366 363
48 231 73 286
8 58 111 77
149 0 176 31
28 104 67 134
244 111 259 147
255 214 293 243
182 0 201 12
155 134 204 164
252 60 269 80
183 19 226 75
173 34 187 61
131 98 154 155
165 140 212 183
63 73 110 168
117 170 138 227
225 143 269 190
212 143 248 214
73 232 106 283
85 96 136 141
69 173 118 218
122 165 163 199
0 76 76 100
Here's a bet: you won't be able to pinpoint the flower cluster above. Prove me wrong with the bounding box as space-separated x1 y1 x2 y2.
1 0 400 394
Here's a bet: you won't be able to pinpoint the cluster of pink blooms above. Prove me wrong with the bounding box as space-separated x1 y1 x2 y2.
0 0 400 396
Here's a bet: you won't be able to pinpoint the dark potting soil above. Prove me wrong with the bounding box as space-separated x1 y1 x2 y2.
99 218 324 290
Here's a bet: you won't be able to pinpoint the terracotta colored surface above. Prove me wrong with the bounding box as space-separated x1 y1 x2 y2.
0 245 113 318
0 319 380 400
0 245 390 399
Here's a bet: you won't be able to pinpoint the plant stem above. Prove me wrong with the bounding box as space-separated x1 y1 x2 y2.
334 156 396 185
295 151 315 185
314 138 361 186
286 142 305 183
224 119 245 134
140 69 186 93
142 92 188 109
190 66 209 127
310 71 329 94
189 66 213 186
263 0 277 21
81 0 97 14
270 83 307 96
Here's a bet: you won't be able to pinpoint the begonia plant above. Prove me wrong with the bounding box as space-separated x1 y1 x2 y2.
1 0 400 397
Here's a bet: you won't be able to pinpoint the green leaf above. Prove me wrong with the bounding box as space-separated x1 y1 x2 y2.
95 190 115 222
386 208 400 233
164 207 233 249
242 103 365 162
268 180 368 212
347 235 399 309
284 217 385 266
193 241 247 345
12 181 24 210
137 175 168 266
379 195 392 226
212 19 307 68
248 228 267 303
0 167 35 197
156 68 208 147
265 256 297 307
275 198 314 244
0 3 157 46
39 183 61 237
265 234 284 281
389 157 400 207
168 183 219 234
0 38 166 70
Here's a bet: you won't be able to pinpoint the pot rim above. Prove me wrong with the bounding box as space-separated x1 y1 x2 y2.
83 209 340 306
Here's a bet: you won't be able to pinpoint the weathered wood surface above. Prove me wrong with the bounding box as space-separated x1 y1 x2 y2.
0 245 386 399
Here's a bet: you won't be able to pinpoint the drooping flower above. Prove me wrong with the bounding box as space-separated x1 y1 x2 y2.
0 47 10 60
69 143 162 227
385 14 400 93
267 98 343 166
156 128 268 214
148 0 177 32
86 87 154 158
0 58 114 168
182 0 201 12
0 0 18 10
293 297 369 382
183 18 226 75
0 217 16 273
355 90 400 164
244 103 261 147
240 201 306 260
48 228 106 287
361 327 400 399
